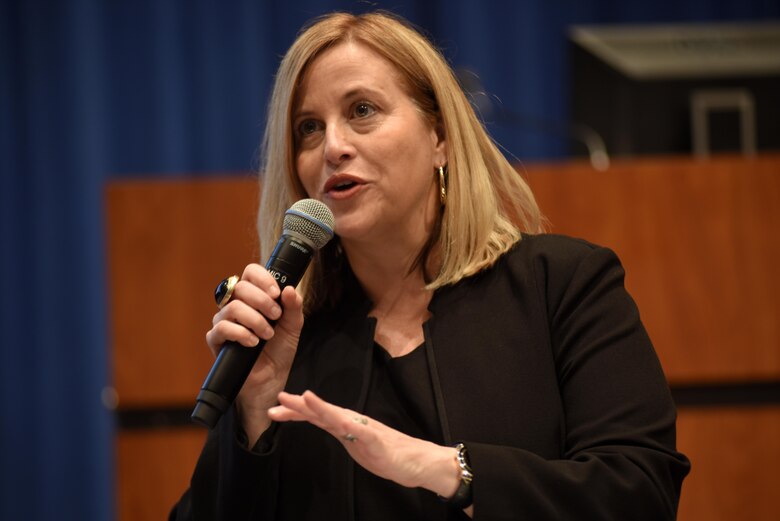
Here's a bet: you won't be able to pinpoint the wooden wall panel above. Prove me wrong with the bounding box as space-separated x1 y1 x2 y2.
676 406 780 520
107 156 780 401
116 428 206 521
524 154 780 384
107 177 260 407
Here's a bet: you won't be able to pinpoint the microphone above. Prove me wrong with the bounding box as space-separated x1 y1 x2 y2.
191 199 335 428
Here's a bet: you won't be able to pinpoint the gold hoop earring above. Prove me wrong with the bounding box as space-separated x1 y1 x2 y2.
438 165 447 206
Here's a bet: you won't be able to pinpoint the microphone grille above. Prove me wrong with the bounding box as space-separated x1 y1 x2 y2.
283 199 335 250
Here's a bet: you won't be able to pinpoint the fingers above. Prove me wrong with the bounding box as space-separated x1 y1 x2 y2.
269 391 373 443
276 286 304 332
231 272 282 323
206 317 261 354
268 395 327 432
205 264 304 356
207 297 278 354
241 264 281 299
269 391 325 426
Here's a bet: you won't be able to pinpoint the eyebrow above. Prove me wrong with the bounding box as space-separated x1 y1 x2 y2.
294 86 387 120
342 86 384 100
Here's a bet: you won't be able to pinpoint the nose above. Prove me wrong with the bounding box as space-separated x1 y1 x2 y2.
323 123 356 167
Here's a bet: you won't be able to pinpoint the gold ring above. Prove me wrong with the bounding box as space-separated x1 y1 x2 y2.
344 433 358 443
215 275 239 309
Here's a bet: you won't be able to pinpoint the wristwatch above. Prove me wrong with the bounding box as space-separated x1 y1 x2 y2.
445 442 473 509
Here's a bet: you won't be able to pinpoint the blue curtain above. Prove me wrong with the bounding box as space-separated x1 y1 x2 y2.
1 1 776 519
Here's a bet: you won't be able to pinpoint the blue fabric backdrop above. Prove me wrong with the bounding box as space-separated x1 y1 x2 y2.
1 1 777 519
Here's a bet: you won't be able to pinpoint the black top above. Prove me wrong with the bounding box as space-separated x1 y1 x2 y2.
355 343 465 521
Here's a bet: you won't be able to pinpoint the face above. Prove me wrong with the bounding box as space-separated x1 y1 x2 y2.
292 42 446 249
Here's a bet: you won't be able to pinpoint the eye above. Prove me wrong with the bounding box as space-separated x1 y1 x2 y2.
297 119 321 136
352 102 376 119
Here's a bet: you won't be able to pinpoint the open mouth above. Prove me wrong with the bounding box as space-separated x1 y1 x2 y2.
324 175 363 198
332 181 357 192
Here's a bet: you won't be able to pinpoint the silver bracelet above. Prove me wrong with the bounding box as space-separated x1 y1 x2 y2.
440 442 473 509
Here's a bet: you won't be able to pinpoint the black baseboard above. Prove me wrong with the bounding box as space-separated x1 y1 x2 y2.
671 380 780 408
115 380 780 430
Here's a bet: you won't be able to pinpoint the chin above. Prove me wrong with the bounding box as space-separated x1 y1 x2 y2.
332 215 377 243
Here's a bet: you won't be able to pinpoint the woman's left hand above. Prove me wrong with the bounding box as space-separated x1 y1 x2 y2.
267 390 460 497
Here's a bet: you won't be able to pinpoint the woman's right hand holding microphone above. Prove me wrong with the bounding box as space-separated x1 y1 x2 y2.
206 264 305 445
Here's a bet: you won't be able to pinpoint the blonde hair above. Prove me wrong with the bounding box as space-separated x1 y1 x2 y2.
258 11 543 311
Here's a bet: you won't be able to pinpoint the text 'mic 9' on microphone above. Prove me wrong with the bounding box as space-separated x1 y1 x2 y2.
191 199 335 429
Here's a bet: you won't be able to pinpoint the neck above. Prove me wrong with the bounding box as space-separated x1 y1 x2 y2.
340 233 441 358
341 237 436 315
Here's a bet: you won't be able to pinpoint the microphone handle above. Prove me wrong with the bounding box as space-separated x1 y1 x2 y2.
191 234 314 428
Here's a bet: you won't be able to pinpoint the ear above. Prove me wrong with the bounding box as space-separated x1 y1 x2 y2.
432 121 447 167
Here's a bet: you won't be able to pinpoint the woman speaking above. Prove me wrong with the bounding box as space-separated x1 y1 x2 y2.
171 11 689 520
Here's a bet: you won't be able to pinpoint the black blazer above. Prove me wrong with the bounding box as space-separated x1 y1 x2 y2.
171 234 690 520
